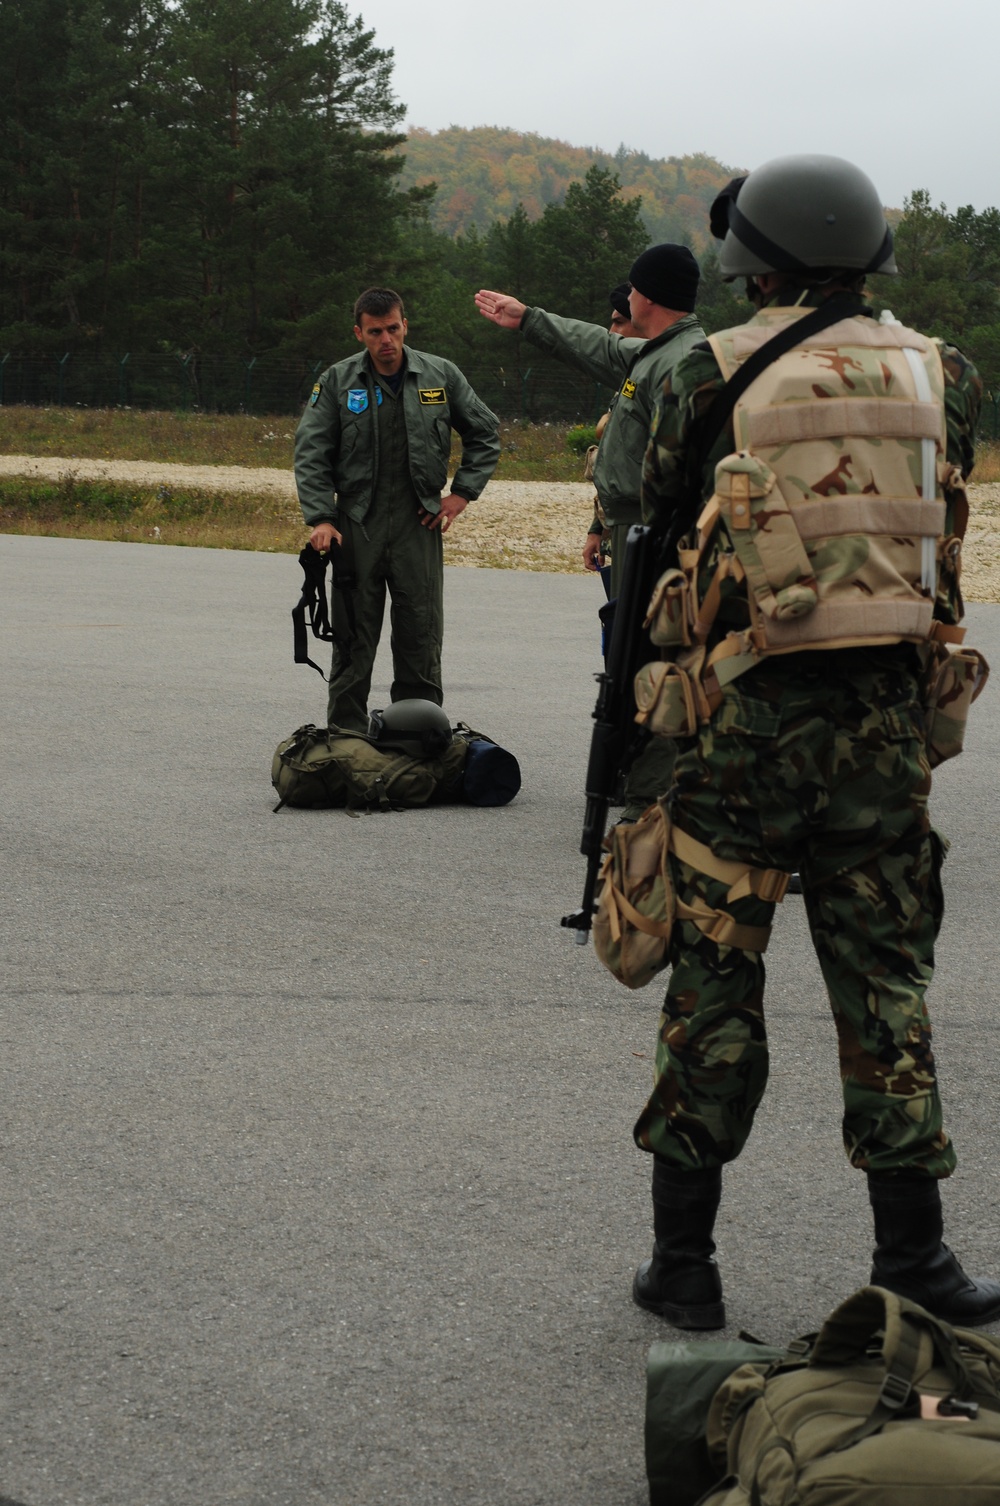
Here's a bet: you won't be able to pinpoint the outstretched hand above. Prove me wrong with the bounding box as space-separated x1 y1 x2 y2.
475 289 527 330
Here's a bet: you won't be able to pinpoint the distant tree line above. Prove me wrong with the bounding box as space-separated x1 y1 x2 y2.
1 0 998 411
397 126 737 248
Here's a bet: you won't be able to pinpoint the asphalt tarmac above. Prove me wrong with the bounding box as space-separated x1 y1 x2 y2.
2 534 999 1506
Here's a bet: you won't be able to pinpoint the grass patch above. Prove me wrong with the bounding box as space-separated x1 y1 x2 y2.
0 472 588 569
974 440 1000 484
0 475 304 552
0 404 588 481
0 405 298 469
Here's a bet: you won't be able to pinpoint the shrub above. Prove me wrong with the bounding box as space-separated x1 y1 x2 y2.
565 424 598 456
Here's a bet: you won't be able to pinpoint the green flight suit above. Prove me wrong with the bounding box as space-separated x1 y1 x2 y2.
634 299 982 1180
520 306 706 815
295 347 500 730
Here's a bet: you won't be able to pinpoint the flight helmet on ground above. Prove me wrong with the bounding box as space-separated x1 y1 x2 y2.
712 154 897 280
368 699 452 759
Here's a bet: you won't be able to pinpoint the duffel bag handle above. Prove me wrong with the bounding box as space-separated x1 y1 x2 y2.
809 1285 978 1406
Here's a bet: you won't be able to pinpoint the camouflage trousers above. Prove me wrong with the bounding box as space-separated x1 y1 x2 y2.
633 646 955 1180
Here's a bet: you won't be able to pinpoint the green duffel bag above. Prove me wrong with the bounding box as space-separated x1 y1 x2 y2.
700 1285 1000 1506
646 1337 787 1506
271 723 468 812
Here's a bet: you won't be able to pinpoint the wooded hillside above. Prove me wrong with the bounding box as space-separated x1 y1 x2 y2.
1 4 998 420
398 127 742 249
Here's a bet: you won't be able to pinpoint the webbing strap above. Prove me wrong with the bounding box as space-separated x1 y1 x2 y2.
606 867 774 951
292 546 333 677
676 897 773 953
292 542 358 679
929 620 966 644
746 397 942 447
605 886 673 943
693 294 869 481
692 553 732 646
671 825 791 906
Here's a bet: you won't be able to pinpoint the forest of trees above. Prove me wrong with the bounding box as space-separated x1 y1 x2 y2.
1 0 998 419
397 127 738 249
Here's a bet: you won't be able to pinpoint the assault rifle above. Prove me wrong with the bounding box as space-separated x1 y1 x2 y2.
561 523 662 943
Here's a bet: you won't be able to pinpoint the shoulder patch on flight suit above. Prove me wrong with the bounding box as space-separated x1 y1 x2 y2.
621 378 637 400
309 381 322 406
418 387 447 405
347 388 369 413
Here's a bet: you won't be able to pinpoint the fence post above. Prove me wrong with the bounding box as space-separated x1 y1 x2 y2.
0 352 8 406
244 357 257 412
57 352 70 406
178 353 195 409
118 354 130 406
520 367 532 423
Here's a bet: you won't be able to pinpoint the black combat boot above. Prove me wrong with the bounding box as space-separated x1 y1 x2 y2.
632 1158 726 1329
868 1172 1000 1326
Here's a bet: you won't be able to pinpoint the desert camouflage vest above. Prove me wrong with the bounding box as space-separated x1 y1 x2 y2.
704 309 965 661
634 307 991 769
638 309 976 725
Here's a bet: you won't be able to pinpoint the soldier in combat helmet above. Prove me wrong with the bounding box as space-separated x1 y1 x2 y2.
631 154 1000 1330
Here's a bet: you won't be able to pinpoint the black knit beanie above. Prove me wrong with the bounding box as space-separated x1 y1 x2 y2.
608 282 632 318
628 243 700 312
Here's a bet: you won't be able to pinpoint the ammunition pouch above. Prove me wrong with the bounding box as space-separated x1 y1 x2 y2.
922 645 990 768
634 660 704 739
645 567 692 649
593 801 790 990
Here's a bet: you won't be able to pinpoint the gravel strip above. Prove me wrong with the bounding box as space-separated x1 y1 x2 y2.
2 453 998 600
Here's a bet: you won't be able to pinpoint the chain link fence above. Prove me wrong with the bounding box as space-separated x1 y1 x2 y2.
0 351 615 425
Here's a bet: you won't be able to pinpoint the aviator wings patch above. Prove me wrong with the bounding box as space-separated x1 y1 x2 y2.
418 387 446 405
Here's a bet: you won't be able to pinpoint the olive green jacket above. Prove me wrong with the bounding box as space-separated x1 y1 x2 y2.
520 307 705 525
295 346 500 526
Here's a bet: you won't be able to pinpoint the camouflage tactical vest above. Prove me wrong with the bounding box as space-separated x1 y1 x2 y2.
635 308 988 764
702 308 964 660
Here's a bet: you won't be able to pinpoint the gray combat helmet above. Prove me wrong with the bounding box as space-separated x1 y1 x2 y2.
714 154 897 280
368 699 452 759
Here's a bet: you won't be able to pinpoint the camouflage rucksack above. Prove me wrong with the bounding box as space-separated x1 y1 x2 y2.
271 723 468 812
270 722 521 812
646 1285 1000 1506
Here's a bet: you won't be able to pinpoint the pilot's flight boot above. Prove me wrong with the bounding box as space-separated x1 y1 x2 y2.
868 1172 1000 1326
632 1159 726 1329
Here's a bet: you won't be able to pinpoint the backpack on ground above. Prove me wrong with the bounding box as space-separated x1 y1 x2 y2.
646 1284 1000 1506
270 722 520 812
645 1336 787 1506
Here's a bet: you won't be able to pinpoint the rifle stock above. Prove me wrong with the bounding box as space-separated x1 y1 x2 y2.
562 523 661 942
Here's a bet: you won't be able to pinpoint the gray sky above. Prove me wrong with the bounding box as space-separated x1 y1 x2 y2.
364 0 999 214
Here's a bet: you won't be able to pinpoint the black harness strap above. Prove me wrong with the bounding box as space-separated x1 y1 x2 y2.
290 545 356 680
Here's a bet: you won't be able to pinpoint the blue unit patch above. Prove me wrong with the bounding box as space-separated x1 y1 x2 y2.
309 382 322 406
347 388 369 414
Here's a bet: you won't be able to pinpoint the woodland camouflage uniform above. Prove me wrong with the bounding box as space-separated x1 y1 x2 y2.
634 307 982 1180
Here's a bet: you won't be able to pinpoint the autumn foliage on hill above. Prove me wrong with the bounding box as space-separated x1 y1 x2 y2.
398 126 742 250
